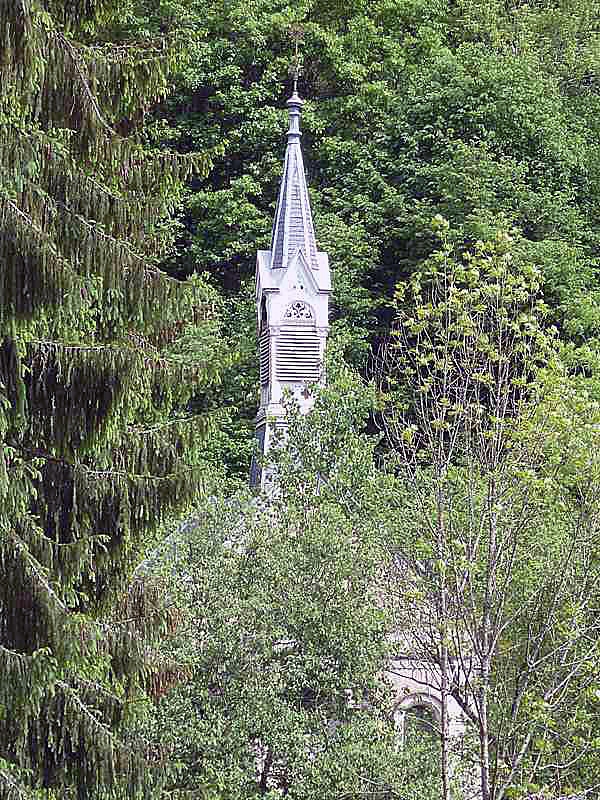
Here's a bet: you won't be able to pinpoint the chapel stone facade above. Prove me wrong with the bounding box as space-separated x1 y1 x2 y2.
253 89 470 787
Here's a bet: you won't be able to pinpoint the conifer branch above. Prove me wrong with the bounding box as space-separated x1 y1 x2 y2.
7 530 69 615
55 31 119 136
0 766 32 800
55 680 137 757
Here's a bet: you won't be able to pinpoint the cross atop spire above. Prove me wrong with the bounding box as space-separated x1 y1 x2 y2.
291 26 302 96
269 89 319 271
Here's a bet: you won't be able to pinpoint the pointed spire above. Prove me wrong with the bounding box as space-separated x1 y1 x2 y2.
270 91 319 271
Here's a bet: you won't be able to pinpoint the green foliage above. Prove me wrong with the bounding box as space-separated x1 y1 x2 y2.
0 1 225 798
4 0 600 796
127 0 600 791
383 227 600 798
131 0 600 470
144 375 440 799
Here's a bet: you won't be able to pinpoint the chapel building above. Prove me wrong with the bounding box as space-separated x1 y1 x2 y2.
252 88 470 787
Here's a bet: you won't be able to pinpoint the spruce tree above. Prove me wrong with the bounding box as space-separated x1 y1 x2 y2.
0 1 221 797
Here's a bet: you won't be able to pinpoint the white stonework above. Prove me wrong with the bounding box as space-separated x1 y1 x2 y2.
387 657 465 740
252 91 331 488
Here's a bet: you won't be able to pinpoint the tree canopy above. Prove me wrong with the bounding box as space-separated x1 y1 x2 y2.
4 0 600 799
145 0 600 471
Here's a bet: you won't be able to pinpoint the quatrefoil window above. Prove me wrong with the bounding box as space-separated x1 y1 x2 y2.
284 301 314 321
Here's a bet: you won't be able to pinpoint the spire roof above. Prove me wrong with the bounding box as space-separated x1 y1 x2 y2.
270 91 319 270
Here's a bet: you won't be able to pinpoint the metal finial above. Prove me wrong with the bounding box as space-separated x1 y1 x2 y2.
286 27 305 140
288 26 304 97
292 35 300 94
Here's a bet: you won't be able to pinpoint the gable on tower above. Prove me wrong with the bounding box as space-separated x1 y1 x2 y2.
256 247 331 315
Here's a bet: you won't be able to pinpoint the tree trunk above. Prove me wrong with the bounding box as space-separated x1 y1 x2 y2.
436 480 452 800
440 635 451 800
259 747 273 795
479 478 498 800
479 655 491 800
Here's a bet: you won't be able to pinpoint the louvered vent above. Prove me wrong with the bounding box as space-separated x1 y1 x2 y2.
276 327 321 382
260 331 270 385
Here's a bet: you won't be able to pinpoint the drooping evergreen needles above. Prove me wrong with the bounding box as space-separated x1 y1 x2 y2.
0 1 222 797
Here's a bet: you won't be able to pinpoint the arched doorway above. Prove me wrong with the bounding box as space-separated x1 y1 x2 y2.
394 693 442 740
393 694 442 784
404 703 440 741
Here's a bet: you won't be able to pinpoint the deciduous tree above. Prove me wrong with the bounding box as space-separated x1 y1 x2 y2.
381 224 600 799
146 374 441 800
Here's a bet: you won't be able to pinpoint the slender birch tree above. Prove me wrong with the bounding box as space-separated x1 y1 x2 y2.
380 222 600 799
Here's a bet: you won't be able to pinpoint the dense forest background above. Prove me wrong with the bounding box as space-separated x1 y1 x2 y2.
140 0 600 474
3 0 600 799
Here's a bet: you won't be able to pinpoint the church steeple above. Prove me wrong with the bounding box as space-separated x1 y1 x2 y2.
270 92 319 271
251 88 331 489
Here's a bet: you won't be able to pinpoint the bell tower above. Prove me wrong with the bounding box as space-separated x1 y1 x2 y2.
251 90 331 488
